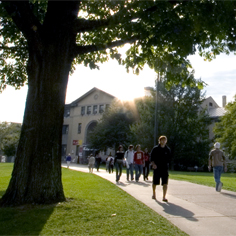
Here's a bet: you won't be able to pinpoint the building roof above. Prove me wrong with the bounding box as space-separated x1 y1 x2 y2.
208 107 226 118
67 87 116 106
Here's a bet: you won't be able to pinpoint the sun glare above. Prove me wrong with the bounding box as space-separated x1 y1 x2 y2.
115 86 145 102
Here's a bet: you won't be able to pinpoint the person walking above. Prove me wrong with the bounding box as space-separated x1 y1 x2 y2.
88 154 95 173
106 152 112 172
134 144 144 182
143 148 150 181
208 142 227 192
114 145 125 182
95 152 102 172
150 136 171 202
66 153 72 168
109 155 114 174
124 145 134 181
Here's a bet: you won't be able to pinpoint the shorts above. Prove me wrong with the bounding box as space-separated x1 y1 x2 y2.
153 170 169 185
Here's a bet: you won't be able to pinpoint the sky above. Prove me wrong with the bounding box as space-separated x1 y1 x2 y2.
0 52 236 123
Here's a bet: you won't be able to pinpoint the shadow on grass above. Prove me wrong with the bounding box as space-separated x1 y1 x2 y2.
0 203 55 235
0 190 6 198
156 200 198 222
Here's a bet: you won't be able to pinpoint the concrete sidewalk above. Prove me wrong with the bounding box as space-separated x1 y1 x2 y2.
63 163 236 236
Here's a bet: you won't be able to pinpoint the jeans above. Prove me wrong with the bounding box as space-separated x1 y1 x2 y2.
115 161 123 181
143 161 150 179
135 164 143 181
126 163 134 180
213 166 224 191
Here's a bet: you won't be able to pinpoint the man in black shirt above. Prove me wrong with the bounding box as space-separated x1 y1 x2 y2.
151 136 171 202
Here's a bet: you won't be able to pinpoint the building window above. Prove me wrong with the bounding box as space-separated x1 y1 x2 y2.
64 108 70 117
99 104 104 113
81 106 85 115
78 123 82 134
87 106 91 115
209 102 213 107
62 125 69 134
93 105 98 114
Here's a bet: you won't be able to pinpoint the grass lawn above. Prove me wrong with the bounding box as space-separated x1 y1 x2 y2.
0 163 187 236
169 171 236 192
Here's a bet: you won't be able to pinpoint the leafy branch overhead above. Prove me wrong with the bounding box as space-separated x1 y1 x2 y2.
1 1 236 91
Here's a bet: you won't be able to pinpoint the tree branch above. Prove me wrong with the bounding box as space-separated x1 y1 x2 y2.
75 18 110 33
75 2 161 33
0 46 28 53
74 36 139 55
1 1 42 40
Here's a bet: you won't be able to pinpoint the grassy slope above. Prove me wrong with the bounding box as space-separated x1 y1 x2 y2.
0 163 186 236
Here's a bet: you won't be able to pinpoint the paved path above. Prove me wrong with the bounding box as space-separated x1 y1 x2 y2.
63 163 236 236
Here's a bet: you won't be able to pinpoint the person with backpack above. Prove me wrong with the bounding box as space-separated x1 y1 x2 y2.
124 145 134 181
208 142 227 192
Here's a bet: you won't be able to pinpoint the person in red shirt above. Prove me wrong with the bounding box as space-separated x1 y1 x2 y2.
134 144 145 182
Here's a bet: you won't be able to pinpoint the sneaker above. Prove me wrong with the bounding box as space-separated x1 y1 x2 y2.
217 182 223 192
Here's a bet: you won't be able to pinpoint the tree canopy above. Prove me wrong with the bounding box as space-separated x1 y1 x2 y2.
1 0 236 206
88 100 135 151
131 78 211 169
214 96 236 159
0 122 21 157
1 1 236 90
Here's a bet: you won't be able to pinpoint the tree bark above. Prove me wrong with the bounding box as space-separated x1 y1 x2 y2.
0 1 79 206
0 49 70 206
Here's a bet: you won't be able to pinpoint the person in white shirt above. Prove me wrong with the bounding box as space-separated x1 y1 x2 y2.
124 145 134 181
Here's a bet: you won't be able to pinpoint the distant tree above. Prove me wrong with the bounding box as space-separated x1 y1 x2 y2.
214 96 236 159
130 95 156 152
0 122 21 157
131 77 211 169
88 100 135 151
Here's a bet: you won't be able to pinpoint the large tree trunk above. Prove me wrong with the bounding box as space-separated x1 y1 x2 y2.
0 7 78 205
